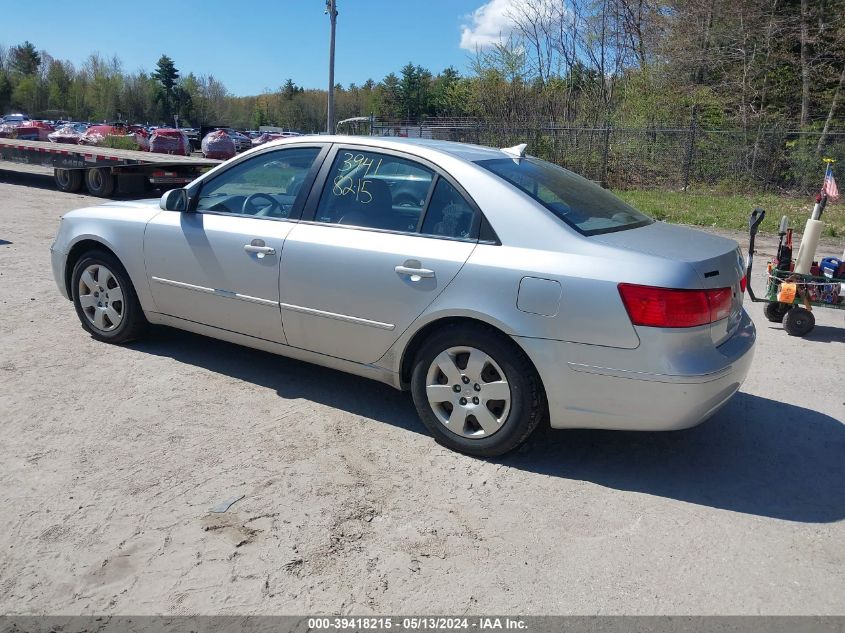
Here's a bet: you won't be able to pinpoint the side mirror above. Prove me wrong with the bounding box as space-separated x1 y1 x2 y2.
160 188 189 212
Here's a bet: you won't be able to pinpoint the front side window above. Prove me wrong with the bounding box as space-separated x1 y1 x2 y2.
477 157 653 236
196 147 321 218
314 150 434 232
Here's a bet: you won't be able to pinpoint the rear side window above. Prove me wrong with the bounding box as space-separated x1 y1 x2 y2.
315 150 433 232
477 157 653 236
421 178 475 239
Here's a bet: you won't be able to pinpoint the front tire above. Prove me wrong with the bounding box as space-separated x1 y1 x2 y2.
410 325 545 457
71 250 147 343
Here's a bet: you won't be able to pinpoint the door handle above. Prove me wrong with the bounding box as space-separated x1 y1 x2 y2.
395 265 435 280
244 239 276 258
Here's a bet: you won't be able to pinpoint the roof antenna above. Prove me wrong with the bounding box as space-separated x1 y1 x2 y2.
501 143 527 158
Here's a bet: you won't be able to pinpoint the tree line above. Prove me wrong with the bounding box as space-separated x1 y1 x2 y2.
1 0 843 142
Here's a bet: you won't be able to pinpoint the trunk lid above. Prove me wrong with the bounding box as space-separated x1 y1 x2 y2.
592 222 746 345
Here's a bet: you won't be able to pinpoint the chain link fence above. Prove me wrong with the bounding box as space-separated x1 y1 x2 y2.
370 117 845 194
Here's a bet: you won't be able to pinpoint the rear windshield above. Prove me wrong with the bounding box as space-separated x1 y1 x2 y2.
477 157 653 236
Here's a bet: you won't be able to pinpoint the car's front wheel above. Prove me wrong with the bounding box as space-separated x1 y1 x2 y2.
71 250 147 343
410 325 545 457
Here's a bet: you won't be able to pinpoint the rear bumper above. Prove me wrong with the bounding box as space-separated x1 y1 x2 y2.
516 310 756 431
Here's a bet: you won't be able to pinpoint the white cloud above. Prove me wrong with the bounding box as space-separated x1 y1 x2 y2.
459 0 563 51
459 0 520 51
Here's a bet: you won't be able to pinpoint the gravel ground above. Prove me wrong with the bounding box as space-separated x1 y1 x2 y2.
0 164 843 616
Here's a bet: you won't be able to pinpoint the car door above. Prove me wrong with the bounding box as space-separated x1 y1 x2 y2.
144 144 327 343
278 146 480 364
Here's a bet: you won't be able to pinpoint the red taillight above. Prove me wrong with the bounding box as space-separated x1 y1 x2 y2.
739 275 747 293
618 283 734 328
708 286 733 322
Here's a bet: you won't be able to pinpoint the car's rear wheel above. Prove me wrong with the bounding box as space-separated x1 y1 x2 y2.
410 325 545 457
54 168 83 193
71 250 147 343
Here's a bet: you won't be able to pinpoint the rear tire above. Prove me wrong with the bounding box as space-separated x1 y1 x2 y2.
764 302 791 323
85 168 115 197
783 306 815 337
410 325 545 457
71 250 147 344
54 168 83 193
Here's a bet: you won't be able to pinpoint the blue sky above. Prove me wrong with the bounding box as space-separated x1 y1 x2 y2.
0 0 524 95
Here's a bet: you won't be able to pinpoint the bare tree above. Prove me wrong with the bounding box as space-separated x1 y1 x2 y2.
817 61 845 153
799 0 811 127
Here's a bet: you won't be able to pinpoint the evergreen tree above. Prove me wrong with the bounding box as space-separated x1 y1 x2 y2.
152 54 180 119
10 41 41 76
282 78 298 100
378 73 402 119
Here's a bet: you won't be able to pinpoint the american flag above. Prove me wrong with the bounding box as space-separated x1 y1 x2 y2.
822 164 839 201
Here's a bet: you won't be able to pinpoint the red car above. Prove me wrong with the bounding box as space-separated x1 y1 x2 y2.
149 128 191 156
79 125 148 150
15 120 53 141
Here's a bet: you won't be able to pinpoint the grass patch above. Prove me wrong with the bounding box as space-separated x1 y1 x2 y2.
100 135 141 150
615 190 844 237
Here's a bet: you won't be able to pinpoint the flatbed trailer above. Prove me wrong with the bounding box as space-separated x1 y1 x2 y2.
0 137 221 198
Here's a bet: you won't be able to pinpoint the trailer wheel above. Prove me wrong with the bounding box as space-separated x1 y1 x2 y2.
764 302 792 323
85 168 115 197
783 307 815 337
54 169 83 193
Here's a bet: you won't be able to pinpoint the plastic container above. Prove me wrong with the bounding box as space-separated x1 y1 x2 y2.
820 257 843 279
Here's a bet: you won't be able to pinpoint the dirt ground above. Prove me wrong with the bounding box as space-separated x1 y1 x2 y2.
0 164 843 616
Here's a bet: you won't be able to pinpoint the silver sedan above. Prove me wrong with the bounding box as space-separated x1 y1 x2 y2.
50 136 755 456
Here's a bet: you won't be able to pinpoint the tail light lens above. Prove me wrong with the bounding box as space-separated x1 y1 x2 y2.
618 283 734 328
708 287 733 321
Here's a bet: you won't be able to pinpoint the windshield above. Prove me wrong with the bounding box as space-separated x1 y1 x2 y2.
477 157 653 236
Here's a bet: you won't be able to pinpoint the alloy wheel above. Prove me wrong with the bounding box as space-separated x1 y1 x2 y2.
425 346 511 438
77 264 124 332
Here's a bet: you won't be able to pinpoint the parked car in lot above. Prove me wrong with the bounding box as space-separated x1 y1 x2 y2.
2 113 29 124
201 129 237 159
48 122 89 144
0 113 32 138
251 131 302 147
218 127 252 152
50 136 755 456
78 125 149 150
15 120 54 141
149 128 191 156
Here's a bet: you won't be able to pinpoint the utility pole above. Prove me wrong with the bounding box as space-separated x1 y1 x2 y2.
326 0 338 134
